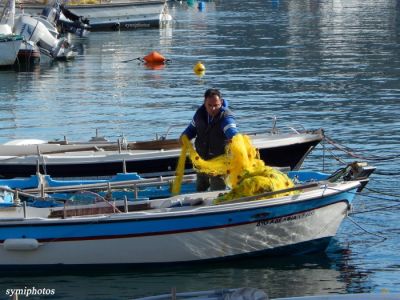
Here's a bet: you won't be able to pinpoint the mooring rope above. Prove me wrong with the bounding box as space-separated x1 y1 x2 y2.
346 216 388 241
372 170 400 176
308 187 392 241
364 186 400 199
350 203 400 215
322 187 400 215
324 135 400 161
324 147 349 165
316 187 392 241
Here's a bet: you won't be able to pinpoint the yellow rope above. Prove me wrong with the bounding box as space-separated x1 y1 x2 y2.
171 137 189 195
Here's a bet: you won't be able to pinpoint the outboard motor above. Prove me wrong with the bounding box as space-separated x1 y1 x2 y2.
58 5 90 37
14 14 75 59
37 0 89 38
40 4 60 26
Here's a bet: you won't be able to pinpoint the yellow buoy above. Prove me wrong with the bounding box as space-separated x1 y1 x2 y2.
193 61 206 76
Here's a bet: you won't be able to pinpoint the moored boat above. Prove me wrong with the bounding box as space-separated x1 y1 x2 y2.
13 12 76 61
0 178 361 266
0 0 23 67
0 161 375 219
129 288 400 300
18 0 172 31
0 128 324 178
0 33 22 67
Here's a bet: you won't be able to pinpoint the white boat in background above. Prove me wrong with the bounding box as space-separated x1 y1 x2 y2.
13 12 76 61
0 0 23 66
0 128 324 178
130 288 400 300
18 0 172 31
0 29 22 67
0 179 361 266
0 0 72 66
276 295 400 300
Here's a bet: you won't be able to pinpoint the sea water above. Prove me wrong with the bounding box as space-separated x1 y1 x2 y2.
0 0 399 299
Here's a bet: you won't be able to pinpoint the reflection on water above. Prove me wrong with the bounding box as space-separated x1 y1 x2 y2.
0 250 372 299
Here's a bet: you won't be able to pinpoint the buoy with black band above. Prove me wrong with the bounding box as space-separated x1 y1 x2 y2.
193 61 206 77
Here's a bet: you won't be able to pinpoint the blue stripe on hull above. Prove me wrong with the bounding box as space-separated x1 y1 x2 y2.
0 189 356 242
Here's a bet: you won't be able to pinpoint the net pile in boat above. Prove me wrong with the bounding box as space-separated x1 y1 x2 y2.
172 134 296 204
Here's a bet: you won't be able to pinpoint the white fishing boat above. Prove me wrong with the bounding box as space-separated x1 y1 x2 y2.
0 161 375 221
18 0 171 31
0 128 324 178
0 178 361 267
0 0 23 66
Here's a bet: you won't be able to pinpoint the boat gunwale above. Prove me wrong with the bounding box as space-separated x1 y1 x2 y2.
0 181 360 227
0 131 324 161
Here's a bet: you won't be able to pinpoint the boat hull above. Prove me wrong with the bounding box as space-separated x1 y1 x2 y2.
21 0 169 31
0 36 23 66
0 182 358 266
0 131 323 178
67 1 168 31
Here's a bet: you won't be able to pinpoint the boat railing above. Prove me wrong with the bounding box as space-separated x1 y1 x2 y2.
0 173 196 199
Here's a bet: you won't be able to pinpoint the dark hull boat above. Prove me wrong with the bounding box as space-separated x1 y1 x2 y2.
0 129 324 178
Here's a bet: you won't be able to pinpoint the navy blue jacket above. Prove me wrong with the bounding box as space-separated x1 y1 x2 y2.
182 100 238 159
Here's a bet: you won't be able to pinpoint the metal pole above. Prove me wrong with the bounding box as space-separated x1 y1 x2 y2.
23 201 27 219
124 196 128 213
123 159 127 173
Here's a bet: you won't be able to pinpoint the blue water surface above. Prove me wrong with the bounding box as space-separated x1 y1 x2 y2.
0 0 399 299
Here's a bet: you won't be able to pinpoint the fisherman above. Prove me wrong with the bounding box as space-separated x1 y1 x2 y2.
181 88 239 191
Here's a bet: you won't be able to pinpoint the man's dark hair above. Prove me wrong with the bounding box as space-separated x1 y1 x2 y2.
204 88 221 99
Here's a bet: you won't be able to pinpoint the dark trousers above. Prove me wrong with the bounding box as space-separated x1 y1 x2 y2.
196 173 226 192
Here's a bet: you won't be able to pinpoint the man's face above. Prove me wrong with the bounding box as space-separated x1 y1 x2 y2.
205 95 222 118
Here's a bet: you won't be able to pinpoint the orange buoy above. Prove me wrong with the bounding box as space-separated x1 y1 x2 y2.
145 62 165 70
143 51 166 64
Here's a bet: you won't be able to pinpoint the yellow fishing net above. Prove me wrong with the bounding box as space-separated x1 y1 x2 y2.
171 134 296 204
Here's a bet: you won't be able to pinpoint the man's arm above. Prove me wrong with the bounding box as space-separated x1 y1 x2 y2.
222 114 238 139
182 118 197 140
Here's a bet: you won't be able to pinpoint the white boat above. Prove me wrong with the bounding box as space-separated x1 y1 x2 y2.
0 161 375 221
0 0 23 66
276 295 400 300
0 31 22 67
129 288 400 300
0 128 324 178
13 12 76 61
18 0 171 31
0 178 361 266
0 0 74 65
